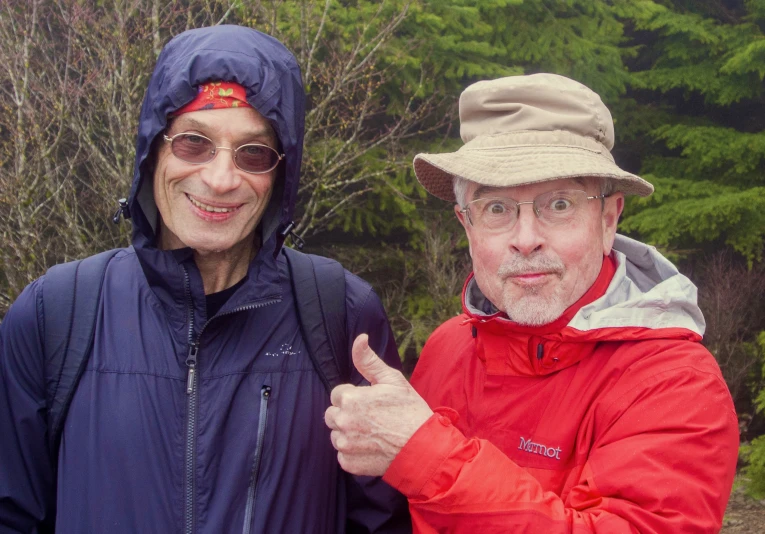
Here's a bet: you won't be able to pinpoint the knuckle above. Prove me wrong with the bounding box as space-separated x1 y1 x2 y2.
330 384 355 407
330 430 341 450
333 412 351 431
337 452 349 471
324 406 338 427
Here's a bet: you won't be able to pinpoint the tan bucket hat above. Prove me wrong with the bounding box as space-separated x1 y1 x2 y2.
414 73 654 203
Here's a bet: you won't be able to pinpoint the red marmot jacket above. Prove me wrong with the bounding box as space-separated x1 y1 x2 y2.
384 235 738 533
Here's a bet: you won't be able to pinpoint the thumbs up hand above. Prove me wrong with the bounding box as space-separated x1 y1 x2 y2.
324 334 434 476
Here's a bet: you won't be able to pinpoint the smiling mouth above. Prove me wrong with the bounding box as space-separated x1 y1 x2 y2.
186 194 240 213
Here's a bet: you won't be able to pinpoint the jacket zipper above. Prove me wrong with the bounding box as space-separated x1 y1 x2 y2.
241 385 271 534
530 338 544 373
181 266 281 534
184 268 198 534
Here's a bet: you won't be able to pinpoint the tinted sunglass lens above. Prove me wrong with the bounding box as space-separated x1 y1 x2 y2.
172 134 215 163
236 144 280 173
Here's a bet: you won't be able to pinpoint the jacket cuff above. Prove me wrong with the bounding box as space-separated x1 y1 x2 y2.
383 407 464 500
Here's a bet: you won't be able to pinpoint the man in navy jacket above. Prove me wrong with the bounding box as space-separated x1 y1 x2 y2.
0 25 410 534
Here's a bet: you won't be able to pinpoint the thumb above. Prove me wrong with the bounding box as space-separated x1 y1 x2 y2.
352 334 402 386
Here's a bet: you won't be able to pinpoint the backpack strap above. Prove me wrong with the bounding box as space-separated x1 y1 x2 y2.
43 248 121 457
283 247 348 394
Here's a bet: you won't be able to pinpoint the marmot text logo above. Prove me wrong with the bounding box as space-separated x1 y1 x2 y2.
518 436 562 460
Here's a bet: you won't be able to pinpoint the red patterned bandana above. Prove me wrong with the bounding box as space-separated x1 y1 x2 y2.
172 81 252 116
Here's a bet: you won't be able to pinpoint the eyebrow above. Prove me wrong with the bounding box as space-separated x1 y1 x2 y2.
472 185 507 200
174 117 277 143
473 178 592 200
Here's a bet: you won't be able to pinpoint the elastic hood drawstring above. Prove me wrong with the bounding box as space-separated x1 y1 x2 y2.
112 198 130 224
278 221 305 250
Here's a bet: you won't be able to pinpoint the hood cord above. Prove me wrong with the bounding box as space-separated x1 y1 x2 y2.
279 221 305 250
112 198 130 224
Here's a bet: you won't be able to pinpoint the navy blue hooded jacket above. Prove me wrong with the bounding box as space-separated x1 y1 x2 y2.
0 26 410 534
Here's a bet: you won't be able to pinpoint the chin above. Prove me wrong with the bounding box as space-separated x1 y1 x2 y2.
503 293 567 326
192 241 241 255
175 231 240 254
158 214 258 254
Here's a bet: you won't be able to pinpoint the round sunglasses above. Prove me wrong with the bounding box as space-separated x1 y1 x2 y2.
163 132 284 174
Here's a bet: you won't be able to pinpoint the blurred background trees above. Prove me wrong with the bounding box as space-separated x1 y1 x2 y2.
1 0 764 489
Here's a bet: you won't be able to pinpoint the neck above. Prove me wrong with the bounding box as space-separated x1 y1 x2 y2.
157 221 261 294
194 237 258 294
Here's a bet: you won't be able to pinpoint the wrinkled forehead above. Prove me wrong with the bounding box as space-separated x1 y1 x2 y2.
469 176 598 201
167 107 279 146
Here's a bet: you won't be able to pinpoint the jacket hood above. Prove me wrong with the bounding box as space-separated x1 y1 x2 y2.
464 233 705 342
570 234 705 336
127 25 305 253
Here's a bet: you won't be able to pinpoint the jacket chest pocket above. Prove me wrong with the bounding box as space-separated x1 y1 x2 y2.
241 384 271 534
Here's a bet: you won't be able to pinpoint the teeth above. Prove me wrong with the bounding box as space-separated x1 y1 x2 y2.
189 196 235 213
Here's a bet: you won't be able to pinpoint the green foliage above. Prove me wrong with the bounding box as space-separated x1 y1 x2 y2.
650 126 765 183
614 0 765 263
622 186 765 262
1 2 763 402
390 214 470 358
751 331 765 414
488 0 632 101
291 0 643 237
316 210 469 364
404 0 517 84
623 1 763 103
741 332 765 497
741 436 765 498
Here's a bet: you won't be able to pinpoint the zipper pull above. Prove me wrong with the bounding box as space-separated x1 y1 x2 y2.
537 343 544 361
186 365 196 395
186 342 199 395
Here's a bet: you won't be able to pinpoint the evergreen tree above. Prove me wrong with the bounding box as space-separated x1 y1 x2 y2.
616 0 765 264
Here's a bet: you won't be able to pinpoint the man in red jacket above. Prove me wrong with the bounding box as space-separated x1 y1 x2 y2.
325 73 739 533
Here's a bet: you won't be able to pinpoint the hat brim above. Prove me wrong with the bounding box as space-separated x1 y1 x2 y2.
414 143 653 203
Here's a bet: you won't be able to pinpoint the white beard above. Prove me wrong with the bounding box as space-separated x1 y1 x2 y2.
496 253 568 326
501 283 568 326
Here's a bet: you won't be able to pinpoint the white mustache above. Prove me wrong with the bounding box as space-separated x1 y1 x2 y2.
497 255 565 277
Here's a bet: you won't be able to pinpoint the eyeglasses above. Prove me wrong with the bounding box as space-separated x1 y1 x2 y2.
163 132 284 174
459 189 607 232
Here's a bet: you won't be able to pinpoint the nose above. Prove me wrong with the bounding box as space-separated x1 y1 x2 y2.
508 203 545 256
200 147 242 195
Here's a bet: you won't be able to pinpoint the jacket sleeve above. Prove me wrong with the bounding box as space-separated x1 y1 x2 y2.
343 274 412 533
383 363 738 533
0 280 55 534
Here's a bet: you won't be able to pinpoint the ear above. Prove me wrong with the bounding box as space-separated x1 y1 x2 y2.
601 193 624 255
454 204 474 258
454 203 468 229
